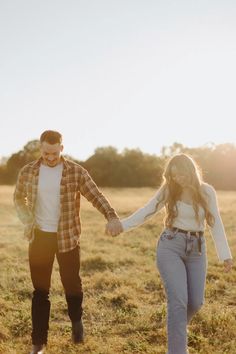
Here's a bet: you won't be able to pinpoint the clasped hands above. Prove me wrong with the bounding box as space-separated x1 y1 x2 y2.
105 218 123 237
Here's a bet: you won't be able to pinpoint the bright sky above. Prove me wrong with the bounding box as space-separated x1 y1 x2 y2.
1 0 236 160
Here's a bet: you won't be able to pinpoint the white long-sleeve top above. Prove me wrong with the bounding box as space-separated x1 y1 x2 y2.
121 183 232 262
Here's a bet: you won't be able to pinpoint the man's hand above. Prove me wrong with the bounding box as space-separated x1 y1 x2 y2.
224 258 233 272
105 218 123 237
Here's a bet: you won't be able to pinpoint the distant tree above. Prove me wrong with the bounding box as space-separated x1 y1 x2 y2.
83 146 121 186
118 148 163 187
83 147 163 187
2 139 236 189
3 140 40 184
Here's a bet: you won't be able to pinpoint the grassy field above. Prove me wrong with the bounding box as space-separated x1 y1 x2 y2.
0 186 235 354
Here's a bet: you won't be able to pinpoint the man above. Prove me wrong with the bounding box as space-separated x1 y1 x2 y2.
14 130 122 354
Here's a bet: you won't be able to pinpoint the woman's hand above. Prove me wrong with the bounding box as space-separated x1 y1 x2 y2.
224 258 233 272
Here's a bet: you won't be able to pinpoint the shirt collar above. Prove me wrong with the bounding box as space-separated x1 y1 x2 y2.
31 156 71 171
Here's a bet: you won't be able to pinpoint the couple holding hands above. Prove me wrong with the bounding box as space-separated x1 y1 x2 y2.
14 130 233 354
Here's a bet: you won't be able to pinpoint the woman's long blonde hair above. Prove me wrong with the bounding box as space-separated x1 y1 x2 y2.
158 154 214 227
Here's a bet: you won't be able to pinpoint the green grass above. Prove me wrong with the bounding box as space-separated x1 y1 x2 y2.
0 186 235 353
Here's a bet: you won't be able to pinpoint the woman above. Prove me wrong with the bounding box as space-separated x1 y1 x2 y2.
117 153 233 354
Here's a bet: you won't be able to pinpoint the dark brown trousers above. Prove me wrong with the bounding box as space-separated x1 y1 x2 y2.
29 228 83 345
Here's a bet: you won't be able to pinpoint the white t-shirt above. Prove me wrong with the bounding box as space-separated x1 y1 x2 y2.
35 163 63 232
121 183 232 262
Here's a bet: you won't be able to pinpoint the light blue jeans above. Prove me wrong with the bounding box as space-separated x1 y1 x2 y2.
156 229 207 354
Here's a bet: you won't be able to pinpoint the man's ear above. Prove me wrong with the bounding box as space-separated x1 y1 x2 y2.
60 144 64 152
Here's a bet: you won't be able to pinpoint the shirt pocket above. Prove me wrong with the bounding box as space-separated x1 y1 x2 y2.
67 182 78 193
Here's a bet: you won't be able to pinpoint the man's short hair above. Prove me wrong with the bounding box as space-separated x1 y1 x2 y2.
40 130 62 144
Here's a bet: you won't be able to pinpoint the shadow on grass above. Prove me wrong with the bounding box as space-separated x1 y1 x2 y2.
82 256 135 274
82 256 115 273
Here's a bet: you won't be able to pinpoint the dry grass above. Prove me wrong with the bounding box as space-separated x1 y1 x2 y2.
0 186 235 354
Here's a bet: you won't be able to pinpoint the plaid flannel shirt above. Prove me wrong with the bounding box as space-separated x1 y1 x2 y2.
13 157 118 252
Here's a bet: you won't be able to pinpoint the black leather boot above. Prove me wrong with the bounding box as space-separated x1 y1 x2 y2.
72 319 84 344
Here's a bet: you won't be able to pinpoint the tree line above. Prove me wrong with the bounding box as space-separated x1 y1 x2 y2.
1 140 236 189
